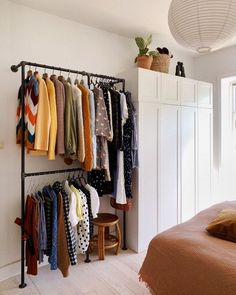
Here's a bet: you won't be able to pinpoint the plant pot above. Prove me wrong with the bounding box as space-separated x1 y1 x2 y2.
136 55 153 69
151 54 171 73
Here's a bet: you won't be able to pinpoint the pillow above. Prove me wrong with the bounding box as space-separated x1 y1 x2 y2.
206 209 236 242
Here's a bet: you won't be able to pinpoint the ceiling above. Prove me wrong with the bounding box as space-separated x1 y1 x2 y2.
10 0 236 55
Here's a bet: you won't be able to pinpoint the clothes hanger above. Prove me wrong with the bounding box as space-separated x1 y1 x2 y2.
33 66 38 76
42 67 48 80
67 70 72 84
74 72 79 85
27 66 32 78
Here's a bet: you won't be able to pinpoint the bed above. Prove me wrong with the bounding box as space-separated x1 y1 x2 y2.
139 201 236 295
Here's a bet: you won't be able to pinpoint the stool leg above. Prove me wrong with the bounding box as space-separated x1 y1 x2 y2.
105 226 109 240
115 222 121 255
98 226 105 260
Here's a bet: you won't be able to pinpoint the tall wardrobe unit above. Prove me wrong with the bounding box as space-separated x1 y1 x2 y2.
120 68 213 252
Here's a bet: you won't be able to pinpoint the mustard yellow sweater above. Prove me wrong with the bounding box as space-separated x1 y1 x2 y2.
45 77 57 160
34 74 51 152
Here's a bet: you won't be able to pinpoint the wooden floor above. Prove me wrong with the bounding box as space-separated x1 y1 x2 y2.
0 250 150 295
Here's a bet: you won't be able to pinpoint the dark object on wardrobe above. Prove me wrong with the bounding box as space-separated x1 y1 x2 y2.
11 60 128 289
175 61 186 77
181 63 186 77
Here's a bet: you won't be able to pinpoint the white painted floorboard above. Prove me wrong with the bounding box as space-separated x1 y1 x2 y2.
0 250 150 295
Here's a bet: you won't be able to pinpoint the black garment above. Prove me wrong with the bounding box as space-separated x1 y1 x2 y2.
42 187 53 256
88 170 106 196
109 89 122 149
123 92 135 198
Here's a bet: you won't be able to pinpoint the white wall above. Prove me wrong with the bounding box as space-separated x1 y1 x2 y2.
0 0 195 279
194 46 236 202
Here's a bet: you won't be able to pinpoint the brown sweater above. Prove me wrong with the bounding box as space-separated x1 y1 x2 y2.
78 84 93 171
51 75 65 155
57 192 70 278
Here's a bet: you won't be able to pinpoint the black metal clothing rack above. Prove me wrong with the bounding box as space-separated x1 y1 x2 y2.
11 61 127 289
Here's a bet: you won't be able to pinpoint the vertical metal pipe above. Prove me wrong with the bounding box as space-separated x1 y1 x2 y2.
84 73 91 264
19 63 27 289
84 250 91 263
122 211 127 250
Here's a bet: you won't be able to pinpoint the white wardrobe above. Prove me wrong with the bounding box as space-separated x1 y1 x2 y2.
120 68 213 252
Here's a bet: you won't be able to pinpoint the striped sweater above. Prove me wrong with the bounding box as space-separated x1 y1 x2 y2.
16 75 39 151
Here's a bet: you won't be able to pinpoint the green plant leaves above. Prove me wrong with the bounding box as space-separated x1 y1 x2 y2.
146 34 152 47
135 37 146 50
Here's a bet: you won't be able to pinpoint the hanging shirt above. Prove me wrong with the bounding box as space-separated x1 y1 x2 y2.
43 186 58 270
51 75 65 155
49 187 58 271
115 93 129 204
52 182 77 266
34 74 51 152
85 184 100 218
94 87 112 175
25 195 39 276
64 180 79 227
45 76 57 160
77 190 90 254
71 84 85 162
123 92 138 198
58 76 76 157
70 185 84 222
57 192 70 278
36 192 47 264
42 187 53 256
89 89 97 169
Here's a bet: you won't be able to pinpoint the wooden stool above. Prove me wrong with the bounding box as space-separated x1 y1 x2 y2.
90 213 121 260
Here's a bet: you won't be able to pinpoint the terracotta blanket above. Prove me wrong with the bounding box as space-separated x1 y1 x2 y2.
139 201 236 295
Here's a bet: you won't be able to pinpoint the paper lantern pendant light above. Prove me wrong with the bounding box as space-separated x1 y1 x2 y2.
168 0 236 53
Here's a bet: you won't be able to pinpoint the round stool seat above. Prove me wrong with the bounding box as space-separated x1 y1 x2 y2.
93 213 119 226
90 213 121 260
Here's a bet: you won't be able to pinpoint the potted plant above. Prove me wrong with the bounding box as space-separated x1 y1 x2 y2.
150 47 173 73
134 34 153 69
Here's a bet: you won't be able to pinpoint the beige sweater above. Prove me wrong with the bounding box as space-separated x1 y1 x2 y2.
72 84 85 162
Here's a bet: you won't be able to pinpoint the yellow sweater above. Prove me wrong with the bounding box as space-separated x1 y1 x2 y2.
34 74 51 151
70 185 83 222
45 77 57 160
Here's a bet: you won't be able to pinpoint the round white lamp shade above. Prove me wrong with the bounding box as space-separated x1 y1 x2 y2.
168 0 236 53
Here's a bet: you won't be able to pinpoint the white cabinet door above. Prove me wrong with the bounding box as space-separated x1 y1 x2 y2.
180 107 197 222
198 108 213 211
180 78 197 106
160 73 180 105
198 82 213 108
138 69 159 102
158 104 180 232
138 102 159 252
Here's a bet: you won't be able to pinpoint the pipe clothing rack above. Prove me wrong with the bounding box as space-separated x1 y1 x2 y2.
11 61 127 289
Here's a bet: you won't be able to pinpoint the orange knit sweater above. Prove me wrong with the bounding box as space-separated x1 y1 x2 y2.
78 84 93 171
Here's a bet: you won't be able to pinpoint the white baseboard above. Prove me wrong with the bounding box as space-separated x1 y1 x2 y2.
0 260 21 282
0 260 49 282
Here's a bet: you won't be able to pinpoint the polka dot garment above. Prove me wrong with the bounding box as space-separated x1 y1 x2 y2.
77 190 90 254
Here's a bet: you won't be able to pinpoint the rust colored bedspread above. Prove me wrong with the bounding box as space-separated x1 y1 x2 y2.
139 201 236 295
